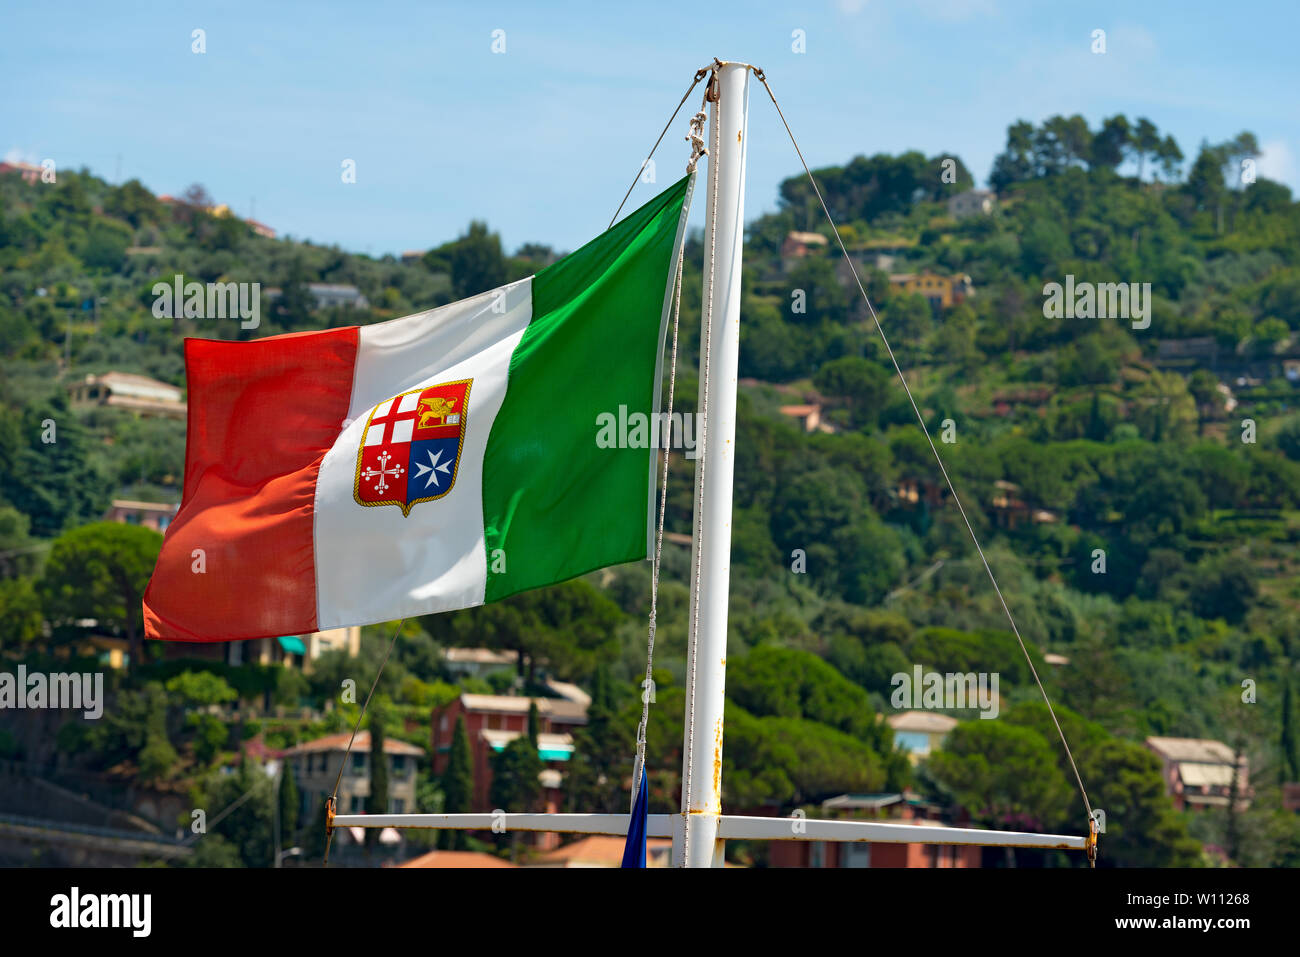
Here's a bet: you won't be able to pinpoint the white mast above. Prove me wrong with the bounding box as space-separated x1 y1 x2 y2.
676 60 749 869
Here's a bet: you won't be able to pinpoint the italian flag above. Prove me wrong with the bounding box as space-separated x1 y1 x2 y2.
144 176 693 642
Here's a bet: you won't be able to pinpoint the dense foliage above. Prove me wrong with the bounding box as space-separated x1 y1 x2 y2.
4 110 1300 866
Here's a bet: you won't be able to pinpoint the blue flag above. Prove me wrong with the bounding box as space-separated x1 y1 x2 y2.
621 766 649 868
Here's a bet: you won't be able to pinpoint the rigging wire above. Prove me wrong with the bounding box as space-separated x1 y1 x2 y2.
323 617 404 866
752 68 1097 845
608 68 710 230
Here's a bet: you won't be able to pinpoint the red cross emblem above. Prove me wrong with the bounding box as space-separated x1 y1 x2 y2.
353 379 472 516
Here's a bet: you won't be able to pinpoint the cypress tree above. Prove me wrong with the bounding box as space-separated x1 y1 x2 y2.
366 699 389 847
1282 677 1300 783
279 759 300 845
441 715 473 850
527 700 540 747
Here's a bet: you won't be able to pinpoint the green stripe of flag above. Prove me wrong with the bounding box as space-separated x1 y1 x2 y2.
482 175 691 601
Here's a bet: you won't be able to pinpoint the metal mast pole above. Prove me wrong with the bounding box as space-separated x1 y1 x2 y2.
676 61 749 869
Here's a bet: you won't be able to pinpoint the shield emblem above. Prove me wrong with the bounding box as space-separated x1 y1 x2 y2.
353 379 472 516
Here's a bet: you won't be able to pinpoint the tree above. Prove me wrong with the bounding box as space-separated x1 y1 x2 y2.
424 579 621 685
784 256 851 326
989 120 1036 191
366 698 390 844
490 736 543 813
181 183 214 209
266 272 316 329
526 700 540 747
1186 144 1228 233
1282 677 1300 784
1006 703 1201 867
432 221 507 299
1090 114 1130 170
104 179 164 228
279 761 300 849
165 670 238 708
1187 556 1257 624
440 715 473 850
1154 134 1184 182
138 724 178 782
1035 114 1092 174
928 721 1073 840
490 735 543 862
813 356 891 429
0 395 110 537
39 522 163 670
1131 118 1161 180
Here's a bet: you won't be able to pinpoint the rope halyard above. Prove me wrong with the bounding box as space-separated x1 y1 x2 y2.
323 617 405 866
630 74 710 821
753 68 1098 855
630 167 698 812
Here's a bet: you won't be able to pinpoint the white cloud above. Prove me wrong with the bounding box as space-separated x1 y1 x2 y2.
3 147 41 165
1256 139 1296 187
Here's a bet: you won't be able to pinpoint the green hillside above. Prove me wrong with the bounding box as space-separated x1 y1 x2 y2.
3 112 1300 867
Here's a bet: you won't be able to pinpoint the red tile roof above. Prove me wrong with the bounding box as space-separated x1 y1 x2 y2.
283 731 424 757
399 850 515 868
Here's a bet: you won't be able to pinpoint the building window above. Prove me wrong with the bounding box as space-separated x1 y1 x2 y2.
392 755 407 775
841 843 871 869
352 753 365 775
350 796 361 813
390 798 405 814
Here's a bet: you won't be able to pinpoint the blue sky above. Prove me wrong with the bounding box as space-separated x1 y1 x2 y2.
3 1 1296 257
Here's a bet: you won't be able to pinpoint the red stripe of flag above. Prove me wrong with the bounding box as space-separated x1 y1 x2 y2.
143 328 358 642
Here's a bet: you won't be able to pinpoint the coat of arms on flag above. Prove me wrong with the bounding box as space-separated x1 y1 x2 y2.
353 379 472 516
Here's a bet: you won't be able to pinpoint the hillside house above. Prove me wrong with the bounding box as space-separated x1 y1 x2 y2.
68 371 186 420
781 230 828 270
947 189 995 219
432 693 588 831
1146 737 1250 811
769 792 982 869
104 499 179 532
889 272 974 311
285 731 423 819
888 711 958 762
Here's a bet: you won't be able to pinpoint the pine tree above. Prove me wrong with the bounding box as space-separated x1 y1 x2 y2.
441 715 473 850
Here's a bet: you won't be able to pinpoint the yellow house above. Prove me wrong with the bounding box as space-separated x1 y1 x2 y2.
888 272 974 310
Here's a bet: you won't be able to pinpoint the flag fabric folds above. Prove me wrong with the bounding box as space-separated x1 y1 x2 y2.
144 175 694 642
621 766 649 868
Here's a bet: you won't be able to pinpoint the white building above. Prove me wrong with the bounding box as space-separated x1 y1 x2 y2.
947 189 995 220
